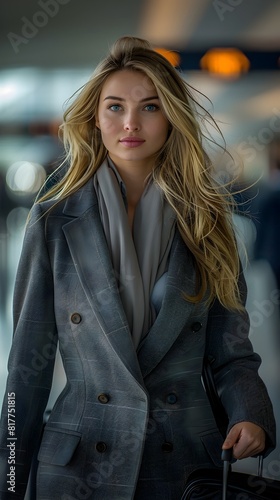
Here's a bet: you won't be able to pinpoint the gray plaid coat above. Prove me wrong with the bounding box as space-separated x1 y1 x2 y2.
0 174 276 499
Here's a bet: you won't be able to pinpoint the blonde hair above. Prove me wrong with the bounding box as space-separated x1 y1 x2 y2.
37 36 243 311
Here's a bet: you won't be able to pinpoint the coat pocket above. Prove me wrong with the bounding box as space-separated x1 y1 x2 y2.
37 426 81 466
200 430 225 468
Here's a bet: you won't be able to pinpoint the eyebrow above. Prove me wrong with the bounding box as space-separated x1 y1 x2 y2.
103 95 159 102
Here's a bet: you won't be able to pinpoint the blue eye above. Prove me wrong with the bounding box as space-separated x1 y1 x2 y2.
144 104 159 112
109 105 121 111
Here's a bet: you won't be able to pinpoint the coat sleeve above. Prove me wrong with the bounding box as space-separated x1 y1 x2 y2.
0 203 58 499
205 268 276 456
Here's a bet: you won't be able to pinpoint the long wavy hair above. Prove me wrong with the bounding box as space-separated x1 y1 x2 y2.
37 36 243 311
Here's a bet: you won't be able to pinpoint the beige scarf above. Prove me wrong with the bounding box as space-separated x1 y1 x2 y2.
93 158 176 348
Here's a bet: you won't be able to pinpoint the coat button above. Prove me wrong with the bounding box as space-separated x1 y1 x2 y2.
71 313 82 324
96 442 107 453
162 442 173 453
98 393 110 404
191 321 202 332
166 393 177 405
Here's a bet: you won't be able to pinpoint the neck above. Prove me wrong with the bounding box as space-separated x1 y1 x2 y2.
109 156 153 207
109 157 154 231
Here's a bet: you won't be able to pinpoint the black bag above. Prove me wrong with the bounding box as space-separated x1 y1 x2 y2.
181 457 280 499
181 357 280 499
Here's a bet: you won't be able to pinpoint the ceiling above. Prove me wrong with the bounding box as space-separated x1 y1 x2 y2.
0 0 280 177
1 0 279 67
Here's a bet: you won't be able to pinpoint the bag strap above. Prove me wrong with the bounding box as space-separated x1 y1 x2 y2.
201 356 229 438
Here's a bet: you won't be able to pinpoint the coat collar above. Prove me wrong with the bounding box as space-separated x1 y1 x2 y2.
62 176 98 217
61 173 199 383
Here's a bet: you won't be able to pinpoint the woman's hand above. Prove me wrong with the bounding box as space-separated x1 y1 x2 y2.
222 421 266 459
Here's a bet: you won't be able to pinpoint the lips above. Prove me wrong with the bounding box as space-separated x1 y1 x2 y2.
119 137 145 148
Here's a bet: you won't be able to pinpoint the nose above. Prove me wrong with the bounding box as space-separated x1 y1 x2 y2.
123 111 140 131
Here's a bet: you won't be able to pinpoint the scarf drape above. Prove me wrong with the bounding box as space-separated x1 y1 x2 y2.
93 158 175 348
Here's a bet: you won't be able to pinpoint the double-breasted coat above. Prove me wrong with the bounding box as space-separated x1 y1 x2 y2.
0 176 276 499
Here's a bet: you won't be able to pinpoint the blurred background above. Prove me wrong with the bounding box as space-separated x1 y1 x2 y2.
1 0 280 485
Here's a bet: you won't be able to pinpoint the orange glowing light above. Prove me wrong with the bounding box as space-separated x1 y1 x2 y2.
154 47 181 67
200 48 250 79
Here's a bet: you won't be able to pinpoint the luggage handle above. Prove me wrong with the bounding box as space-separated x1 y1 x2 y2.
221 448 263 499
221 448 232 500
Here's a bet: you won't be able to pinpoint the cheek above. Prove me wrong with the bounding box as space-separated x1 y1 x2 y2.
156 123 169 144
99 117 118 136
150 116 169 138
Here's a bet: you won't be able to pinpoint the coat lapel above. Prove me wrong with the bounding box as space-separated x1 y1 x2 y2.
137 231 199 378
61 174 202 384
61 177 144 386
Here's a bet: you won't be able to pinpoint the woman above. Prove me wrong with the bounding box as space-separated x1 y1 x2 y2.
0 36 276 499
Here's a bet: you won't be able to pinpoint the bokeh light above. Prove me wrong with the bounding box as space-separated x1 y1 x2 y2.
6 161 46 195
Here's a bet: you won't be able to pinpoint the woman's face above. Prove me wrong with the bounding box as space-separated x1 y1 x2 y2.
96 69 169 172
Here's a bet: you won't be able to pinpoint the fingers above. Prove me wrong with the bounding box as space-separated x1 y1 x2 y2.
222 424 241 450
222 422 266 459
